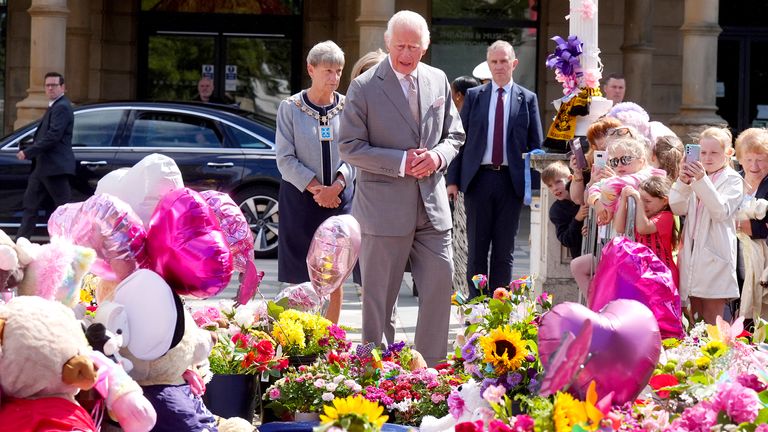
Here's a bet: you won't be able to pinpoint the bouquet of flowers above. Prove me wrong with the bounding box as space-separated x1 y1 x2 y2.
451 276 551 398
363 367 459 426
208 329 288 375
269 307 340 357
315 395 389 432
263 362 364 415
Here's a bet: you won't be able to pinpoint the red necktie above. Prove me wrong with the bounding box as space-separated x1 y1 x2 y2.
492 88 505 166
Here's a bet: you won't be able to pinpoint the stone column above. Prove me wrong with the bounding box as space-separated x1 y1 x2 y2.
14 0 69 129
668 0 727 141
528 154 581 305
65 0 90 103
621 0 654 108
357 0 394 55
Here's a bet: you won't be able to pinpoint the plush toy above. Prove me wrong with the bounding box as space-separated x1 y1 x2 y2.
419 379 492 432
0 229 27 292
0 296 156 432
96 269 253 431
16 238 96 307
738 198 768 221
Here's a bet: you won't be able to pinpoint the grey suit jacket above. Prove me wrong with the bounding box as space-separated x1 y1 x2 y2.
339 60 465 236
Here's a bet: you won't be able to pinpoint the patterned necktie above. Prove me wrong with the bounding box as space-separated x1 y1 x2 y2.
405 74 419 124
492 87 505 167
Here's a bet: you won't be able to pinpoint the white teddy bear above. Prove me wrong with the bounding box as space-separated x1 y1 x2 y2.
419 379 492 432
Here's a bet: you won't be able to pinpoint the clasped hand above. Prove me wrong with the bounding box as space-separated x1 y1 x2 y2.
308 184 341 208
406 148 440 179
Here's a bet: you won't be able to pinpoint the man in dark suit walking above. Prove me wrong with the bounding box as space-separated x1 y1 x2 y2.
446 41 543 298
16 71 75 239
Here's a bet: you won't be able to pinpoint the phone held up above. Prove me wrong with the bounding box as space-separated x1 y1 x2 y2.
569 137 589 170
685 144 701 164
593 150 608 169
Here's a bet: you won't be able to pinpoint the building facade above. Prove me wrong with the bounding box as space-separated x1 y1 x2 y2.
2 0 764 140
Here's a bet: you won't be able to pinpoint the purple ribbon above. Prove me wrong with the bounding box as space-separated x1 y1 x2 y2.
545 35 584 77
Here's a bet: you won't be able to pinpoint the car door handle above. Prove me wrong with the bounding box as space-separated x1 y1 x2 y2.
80 160 108 166
207 162 234 168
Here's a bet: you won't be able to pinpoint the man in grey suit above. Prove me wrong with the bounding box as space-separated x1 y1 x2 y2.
339 10 465 366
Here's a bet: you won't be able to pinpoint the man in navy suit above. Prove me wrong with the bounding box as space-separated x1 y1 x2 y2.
16 72 75 239
447 41 543 298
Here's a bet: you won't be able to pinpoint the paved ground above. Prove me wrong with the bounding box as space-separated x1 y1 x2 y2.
189 208 531 355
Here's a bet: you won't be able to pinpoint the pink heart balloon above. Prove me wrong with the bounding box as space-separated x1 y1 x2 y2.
538 299 661 405
306 215 361 297
199 190 253 273
145 188 233 298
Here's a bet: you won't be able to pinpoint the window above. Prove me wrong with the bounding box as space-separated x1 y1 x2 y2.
72 110 125 147
128 112 223 148
228 125 271 149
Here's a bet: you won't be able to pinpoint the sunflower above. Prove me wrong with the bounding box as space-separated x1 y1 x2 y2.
478 326 528 374
553 391 587 432
319 395 388 431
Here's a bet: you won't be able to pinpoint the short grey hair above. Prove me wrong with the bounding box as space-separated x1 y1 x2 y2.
384 10 430 49
487 40 515 60
306 41 345 67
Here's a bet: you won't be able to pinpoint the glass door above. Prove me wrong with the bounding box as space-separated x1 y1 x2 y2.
224 35 292 120
146 33 216 101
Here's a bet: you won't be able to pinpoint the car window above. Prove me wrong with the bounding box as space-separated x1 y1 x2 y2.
128 112 224 148
228 126 271 150
72 109 125 147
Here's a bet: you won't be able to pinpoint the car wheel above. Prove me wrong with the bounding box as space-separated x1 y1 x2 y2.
234 185 279 259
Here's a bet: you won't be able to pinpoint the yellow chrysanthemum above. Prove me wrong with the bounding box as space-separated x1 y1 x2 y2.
695 356 711 369
701 340 727 358
553 392 587 432
319 395 388 431
478 326 528 374
271 320 305 350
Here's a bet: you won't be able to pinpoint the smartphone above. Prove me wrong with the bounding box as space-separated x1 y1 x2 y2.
594 150 607 169
570 137 588 170
685 144 701 163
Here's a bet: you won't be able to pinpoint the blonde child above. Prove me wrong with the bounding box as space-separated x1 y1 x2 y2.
652 135 684 182
670 127 743 325
571 132 664 294
614 176 680 290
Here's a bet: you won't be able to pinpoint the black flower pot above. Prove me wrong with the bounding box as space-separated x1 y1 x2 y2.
202 374 257 422
288 354 319 367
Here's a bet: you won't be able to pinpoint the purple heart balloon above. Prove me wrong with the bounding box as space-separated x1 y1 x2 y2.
538 299 661 405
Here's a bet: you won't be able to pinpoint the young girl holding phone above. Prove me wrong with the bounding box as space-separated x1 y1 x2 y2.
670 127 743 324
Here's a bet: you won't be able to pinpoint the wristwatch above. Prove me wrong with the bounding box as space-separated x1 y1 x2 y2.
335 178 346 190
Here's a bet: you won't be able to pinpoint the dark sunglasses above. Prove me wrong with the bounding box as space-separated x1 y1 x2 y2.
607 127 635 138
608 155 637 167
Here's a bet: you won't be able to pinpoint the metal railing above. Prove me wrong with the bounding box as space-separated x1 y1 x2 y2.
581 196 637 289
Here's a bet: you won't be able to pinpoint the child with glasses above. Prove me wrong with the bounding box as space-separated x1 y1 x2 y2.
670 127 743 325
614 176 680 291
571 134 665 295
568 117 623 205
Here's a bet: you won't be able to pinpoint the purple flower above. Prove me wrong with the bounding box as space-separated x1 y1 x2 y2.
461 334 479 362
736 373 768 393
383 341 406 358
524 354 536 362
526 378 538 393
505 373 522 388
711 381 761 423
480 378 498 395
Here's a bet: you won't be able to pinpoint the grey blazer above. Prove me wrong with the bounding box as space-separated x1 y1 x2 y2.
275 91 354 192
338 60 465 236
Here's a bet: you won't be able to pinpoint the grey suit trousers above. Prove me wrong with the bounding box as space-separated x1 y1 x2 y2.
360 198 453 366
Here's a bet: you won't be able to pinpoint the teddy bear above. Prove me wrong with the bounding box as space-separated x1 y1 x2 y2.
419 379 492 432
0 229 38 292
95 269 254 432
0 295 156 432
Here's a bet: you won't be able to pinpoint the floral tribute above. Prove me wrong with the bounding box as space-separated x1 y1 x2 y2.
190 300 288 376
450 276 552 399
316 395 389 432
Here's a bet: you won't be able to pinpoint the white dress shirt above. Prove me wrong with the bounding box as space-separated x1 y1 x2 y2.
481 81 513 166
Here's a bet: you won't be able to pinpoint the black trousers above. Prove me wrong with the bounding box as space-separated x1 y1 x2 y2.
464 169 523 298
17 173 71 239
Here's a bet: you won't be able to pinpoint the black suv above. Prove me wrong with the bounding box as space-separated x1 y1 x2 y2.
0 102 281 257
